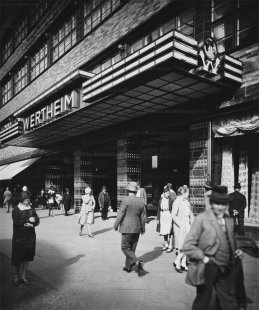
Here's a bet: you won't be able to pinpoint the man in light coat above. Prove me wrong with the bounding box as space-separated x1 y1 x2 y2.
3 187 12 213
183 186 243 310
114 181 146 276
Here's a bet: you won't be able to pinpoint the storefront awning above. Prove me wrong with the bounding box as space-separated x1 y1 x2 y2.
0 157 40 180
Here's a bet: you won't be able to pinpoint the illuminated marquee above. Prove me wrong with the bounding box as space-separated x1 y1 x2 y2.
23 91 79 131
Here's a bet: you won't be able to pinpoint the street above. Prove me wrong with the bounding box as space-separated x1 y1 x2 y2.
0 208 259 310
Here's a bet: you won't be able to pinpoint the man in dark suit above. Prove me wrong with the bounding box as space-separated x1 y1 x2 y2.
98 185 111 220
229 183 246 235
114 181 146 276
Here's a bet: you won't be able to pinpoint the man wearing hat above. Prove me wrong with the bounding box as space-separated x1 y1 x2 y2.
114 181 146 276
183 186 243 310
98 185 111 221
229 183 246 236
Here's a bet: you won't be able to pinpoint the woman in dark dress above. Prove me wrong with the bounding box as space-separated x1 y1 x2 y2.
63 188 72 216
12 191 39 285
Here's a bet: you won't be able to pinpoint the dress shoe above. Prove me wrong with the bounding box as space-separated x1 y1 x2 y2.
88 234 94 238
181 266 188 271
174 265 183 273
136 261 145 276
123 267 133 273
21 278 33 285
166 247 172 253
162 245 168 251
79 231 82 236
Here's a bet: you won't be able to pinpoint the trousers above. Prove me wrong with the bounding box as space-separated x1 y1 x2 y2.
192 261 239 310
121 233 140 268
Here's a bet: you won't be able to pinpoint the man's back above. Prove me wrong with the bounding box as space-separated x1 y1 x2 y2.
114 196 145 233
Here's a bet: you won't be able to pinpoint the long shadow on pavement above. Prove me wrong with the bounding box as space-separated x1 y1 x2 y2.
93 227 113 236
0 240 85 310
138 246 163 263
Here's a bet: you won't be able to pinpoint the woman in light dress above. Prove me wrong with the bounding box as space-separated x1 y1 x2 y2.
172 186 194 272
157 187 173 250
78 187 95 237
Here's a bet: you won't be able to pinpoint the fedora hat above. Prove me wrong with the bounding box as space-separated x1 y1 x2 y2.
204 181 213 190
126 181 138 192
234 182 241 189
209 186 229 204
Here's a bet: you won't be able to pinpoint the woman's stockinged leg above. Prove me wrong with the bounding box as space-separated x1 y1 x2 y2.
87 224 94 237
21 261 29 280
79 224 84 236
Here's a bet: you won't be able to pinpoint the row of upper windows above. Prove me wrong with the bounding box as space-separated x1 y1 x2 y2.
1 1 258 106
89 1 258 74
1 0 123 106
1 0 49 64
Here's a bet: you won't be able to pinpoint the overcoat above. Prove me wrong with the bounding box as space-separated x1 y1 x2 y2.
172 195 194 249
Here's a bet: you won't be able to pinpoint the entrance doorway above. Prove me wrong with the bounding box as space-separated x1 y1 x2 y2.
141 129 190 213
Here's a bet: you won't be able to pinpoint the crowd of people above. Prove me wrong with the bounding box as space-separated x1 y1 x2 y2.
1 179 258 310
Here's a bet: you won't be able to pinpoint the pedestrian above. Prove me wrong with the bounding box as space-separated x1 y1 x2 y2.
98 185 111 220
113 181 146 276
164 182 177 251
183 185 243 310
12 191 40 286
21 185 31 198
63 188 72 216
78 187 95 237
136 181 148 222
12 186 21 209
229 183 246 235
157 186 173 253
47 186 56 217
204 180 213 211
38 189 47 209
172 186 194 272
3 186 12 213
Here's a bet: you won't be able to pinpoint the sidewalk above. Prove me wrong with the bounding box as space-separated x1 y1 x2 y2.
0 208 258 310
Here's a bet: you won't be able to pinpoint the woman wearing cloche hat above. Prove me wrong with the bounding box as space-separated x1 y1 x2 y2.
12 190 40 286
78 186 96 237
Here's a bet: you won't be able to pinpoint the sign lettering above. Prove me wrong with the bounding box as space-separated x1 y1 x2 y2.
23 91 79 131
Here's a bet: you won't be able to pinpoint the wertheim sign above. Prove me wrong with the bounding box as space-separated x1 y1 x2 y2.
23 90 79 131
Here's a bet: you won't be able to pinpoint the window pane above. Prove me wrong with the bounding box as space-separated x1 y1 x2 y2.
84 17 92 34
213 1 235 21
179 10 194 36
102 0 111 19
239 25 258 45
131 39 143 53
102 59 111 70
112 0 120 10
239 10 257 31
163 18 176 34
92 8 101 27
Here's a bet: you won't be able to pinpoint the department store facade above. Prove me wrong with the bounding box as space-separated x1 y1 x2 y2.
0 0 258 235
